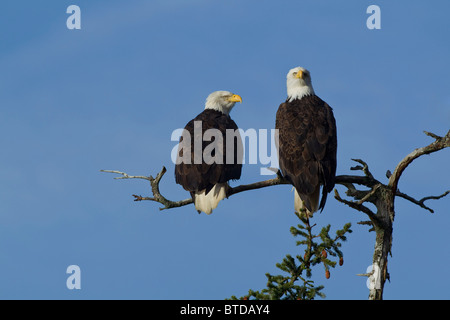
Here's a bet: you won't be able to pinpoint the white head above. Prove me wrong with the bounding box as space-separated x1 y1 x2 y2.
286 67 315 102
205 91 242 115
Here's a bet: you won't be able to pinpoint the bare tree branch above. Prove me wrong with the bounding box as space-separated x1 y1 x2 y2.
228 172 289 196
335 130 450 300
388 130 450 193
350 158 374 180
357 220 375 232
334 189 380 226
101 167 291 211
101 167 194 210
396 189 450 214
357 184 381 205
100 165 395 214
101 140 449 215
101 165 382 212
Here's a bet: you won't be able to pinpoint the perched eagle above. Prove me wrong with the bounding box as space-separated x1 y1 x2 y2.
275 67 337 217
175 91 243 214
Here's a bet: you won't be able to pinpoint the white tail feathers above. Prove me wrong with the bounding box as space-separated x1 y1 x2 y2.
294 185 320 217
194 183 228 215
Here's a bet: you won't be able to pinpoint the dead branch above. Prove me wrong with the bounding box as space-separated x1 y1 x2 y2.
101 129 449 215
334 189 380 227
100 165 400 214
350 158 374 180
101 167 290 211
333 130 449 300
101 167 194 210
388 130 450 193
101 165 384 212
396 189 450 214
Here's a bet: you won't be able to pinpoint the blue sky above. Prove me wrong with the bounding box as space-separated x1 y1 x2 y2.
0 0 449 299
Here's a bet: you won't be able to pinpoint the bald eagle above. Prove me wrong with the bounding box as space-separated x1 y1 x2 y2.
276 67 337 217
175 91 243 214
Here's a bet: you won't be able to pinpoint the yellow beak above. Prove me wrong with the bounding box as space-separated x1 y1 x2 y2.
295 70 304 79
228 94 242 103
